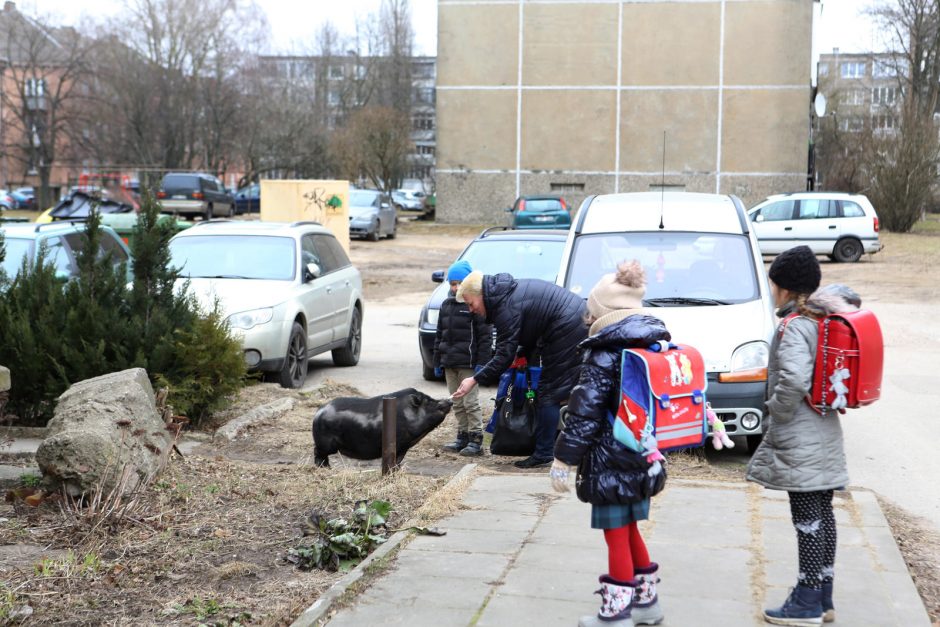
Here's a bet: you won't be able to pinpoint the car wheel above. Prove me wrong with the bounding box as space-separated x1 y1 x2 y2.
227 203 235 218
832 237 863 263
332 308 361 367
367 221 380 242
746 434 764 454
277 322 308 388
387 224 396 239
205 204 214 221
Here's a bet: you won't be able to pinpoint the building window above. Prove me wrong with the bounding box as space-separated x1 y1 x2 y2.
551 182 585 192
329 65 344 79
327 88 341 106
873 60 896 78
413 87 435 105
839 90 865 106
872 114 897 131
839 117 864 133
412 114 434 131
412 62 435 79
818 63 829 77
355 64 367 79
24 77 46 110
409 165 433 180
872 86 897 106
841 61 866 78
416 144 435 156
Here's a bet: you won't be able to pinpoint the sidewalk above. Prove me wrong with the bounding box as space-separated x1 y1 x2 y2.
311 472 931 627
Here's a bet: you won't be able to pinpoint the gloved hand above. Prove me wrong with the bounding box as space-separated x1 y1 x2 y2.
549 459 573 493
434 366 443 378
473 364 483 375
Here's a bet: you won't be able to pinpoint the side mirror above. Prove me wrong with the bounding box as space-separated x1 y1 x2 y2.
431 270 445 283
305 262 322 282
755 214 765 223
504 206 514 213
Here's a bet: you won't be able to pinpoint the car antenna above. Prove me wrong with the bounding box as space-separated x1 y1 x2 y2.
659 130 666 230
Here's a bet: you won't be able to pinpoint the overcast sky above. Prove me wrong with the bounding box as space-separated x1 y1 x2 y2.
23 0 879 61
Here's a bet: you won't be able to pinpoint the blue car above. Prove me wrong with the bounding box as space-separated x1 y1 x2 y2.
417 227 568 380
234 183 260 214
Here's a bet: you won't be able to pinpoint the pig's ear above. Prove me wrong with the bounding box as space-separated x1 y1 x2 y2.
409 394 422 408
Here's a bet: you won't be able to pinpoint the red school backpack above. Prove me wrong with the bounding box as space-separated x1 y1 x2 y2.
781 310 884 413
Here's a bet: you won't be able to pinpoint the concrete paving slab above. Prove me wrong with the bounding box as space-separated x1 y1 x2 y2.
368 573 493 609
390 548 510 581
513 541 606 575
443 508 542 532
477 593 595 627
406 527 525 555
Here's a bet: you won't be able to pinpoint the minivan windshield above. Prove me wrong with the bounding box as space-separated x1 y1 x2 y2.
565 232 759 305
461 238 565 282
170 235 296 280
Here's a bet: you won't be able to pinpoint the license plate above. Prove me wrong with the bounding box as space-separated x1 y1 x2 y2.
172 195 186 200
534 216 553 222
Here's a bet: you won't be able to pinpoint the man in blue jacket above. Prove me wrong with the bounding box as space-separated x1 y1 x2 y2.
453 271 587 467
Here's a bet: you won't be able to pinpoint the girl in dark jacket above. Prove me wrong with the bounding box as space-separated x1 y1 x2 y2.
452 271 588 467
551 261 670 627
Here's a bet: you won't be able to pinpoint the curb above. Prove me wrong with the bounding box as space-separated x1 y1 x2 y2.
289 462 479 627
215 397 295 441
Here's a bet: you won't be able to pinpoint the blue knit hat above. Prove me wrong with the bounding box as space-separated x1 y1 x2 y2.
447 260 473 282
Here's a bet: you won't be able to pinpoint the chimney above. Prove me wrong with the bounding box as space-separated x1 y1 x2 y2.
3 1 15 12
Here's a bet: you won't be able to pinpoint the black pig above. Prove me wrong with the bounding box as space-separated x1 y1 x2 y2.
312 388 453 467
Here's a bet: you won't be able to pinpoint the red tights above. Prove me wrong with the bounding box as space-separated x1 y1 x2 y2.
603 522 650 582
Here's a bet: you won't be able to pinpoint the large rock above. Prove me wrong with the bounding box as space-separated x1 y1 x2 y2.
0 365 10 392
35 368 173 497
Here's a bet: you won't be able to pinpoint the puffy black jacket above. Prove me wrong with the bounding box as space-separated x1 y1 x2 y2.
554 314 671 505
433 296 494 369
474 274 586 390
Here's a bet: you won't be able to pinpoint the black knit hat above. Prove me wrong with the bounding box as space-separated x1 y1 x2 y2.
768 245 821 294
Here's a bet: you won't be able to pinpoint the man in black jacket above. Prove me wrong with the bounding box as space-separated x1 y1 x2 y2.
453 271 587 467
433 260 493 456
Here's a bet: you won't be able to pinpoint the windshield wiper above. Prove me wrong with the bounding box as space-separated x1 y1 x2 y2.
644 297 730 306
193 274 252 279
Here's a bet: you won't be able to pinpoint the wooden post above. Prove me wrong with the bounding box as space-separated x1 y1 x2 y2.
382 397 397 475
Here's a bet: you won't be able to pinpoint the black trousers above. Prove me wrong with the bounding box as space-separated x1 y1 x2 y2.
787 490 837 590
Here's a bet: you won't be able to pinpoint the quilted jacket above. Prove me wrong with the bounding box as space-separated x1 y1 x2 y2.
554 314 671 505
746 295 850 492
433 296 493 369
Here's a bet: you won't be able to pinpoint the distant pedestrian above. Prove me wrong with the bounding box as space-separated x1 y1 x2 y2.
433 260 493 456
747 245 853 625
550 260 669 627
452 271 587 468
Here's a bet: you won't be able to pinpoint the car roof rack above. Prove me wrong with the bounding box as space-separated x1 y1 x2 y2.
190 219 236 227
479 225 510 238
289 220 323 227
33 219 88 232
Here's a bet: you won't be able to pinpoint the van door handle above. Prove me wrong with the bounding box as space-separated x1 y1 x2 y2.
828 225 837 229
326 287 333 294
784 227 792 231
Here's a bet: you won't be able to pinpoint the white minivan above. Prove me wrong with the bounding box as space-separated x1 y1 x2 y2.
748 192 883 262
557 192 776 451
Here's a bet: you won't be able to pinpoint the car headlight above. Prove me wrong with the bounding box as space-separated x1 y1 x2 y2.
730 341 769 371
426 308 439 327
227 307 274 330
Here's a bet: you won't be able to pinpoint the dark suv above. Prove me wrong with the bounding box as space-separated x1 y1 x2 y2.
158 173 235 220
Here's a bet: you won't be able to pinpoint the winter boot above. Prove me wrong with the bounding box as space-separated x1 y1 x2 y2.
763 584 823 626
632 562 664 625
442 431 469 452
821 582 834 623
460 432 484 456
578 575 636 627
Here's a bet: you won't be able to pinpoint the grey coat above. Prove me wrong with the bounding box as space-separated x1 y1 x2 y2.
746 293 851 492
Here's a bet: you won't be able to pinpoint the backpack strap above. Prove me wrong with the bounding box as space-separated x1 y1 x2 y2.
776 312 827 415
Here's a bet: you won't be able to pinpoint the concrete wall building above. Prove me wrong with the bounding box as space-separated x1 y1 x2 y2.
816 50 900 135
436 0 815 223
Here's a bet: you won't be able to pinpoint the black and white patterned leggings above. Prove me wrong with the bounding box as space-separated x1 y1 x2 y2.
788 490 836 590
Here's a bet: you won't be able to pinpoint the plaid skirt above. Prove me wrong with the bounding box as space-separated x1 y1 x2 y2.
591 499 650 529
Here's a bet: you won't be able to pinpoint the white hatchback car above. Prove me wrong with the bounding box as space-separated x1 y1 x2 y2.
558 192 776 450
169 221 363 388
748 192 883 262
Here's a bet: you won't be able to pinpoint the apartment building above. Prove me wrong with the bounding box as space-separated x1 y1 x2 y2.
816 50 900 135
259 54 437 188
436 0 816 222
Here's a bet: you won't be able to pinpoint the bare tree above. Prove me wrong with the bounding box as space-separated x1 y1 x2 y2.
376 0 414 113
0 8 95 208
331 106 413 195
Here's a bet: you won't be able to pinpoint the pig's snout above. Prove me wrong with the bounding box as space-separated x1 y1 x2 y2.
438 399 454 413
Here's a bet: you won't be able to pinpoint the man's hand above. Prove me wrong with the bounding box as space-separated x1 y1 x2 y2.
451 376 478 399
549 459 572 493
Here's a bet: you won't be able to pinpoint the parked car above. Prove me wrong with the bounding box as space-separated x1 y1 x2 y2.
557 192 775 451
0 221 132 283
391 188 427 212
505 195 571 229
0 189 15 211
418 227 568 380
157 172 235 220
10 187 35 211
748 192 883 262
168 221 364 388
234 183 260 214
349 190 396 241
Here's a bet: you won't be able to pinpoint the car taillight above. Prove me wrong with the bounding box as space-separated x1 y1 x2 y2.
193 192 204 200
873 216 880 232
518 199 525 212
560 198 568 211
156 191 166 199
